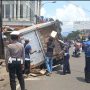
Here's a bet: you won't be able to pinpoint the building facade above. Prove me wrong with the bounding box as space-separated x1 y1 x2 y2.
74 21 90 39
2 0 41 24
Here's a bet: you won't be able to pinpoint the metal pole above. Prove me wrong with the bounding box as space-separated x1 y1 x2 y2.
0 0 4 59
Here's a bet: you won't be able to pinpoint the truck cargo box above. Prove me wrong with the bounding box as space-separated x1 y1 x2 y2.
4 21 64 68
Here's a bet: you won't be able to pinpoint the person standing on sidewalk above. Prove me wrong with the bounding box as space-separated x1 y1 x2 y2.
45 36 55 76
5 31 26 90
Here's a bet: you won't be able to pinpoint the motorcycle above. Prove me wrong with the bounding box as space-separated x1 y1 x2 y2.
72 47 81 57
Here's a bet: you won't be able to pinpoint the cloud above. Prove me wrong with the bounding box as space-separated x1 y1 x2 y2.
41 8 46 16
55 3 89 21
41 3 90 21
55 3 90 32
41 3 90 33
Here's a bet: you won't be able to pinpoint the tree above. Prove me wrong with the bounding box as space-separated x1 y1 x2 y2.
55 19 63 39
66 30 80 40
49 18 54 21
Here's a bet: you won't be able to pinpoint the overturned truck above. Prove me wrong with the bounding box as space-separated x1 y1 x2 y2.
5 20 64 68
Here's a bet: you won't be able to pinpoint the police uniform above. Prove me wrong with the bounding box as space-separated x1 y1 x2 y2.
63 41 71 75
83 40 90 83
5 31 26 90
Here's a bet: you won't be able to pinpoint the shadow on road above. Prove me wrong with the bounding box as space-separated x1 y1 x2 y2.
76 77 85 83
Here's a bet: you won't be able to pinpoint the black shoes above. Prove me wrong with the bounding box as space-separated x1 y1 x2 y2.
85 79 90 83
62 71 66 75
66 71 71 74
63 71 71 75
85 80 90 83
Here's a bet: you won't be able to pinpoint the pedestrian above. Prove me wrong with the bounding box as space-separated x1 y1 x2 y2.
24 39 36 77
63 39 71 75
5 31 26 90
45 36 55 76
83 35 90 83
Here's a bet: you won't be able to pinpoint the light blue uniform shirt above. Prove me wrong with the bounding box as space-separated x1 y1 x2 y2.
83 41 90 57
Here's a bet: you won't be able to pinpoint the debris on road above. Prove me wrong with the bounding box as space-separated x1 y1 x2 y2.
30 69 46 77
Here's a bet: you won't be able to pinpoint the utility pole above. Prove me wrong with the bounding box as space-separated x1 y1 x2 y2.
0 0 4 59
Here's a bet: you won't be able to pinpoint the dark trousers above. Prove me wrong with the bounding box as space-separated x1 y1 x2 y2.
63 54 71 74
85 57 90 82
8 61 25 90
75 48 79 55
24 60 30 74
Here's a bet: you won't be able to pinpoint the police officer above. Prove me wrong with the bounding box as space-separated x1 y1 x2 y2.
83 36 90 83
63 39 71 75
5 31 26 90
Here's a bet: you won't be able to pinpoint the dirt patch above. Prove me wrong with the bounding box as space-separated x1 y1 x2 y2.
0 59 10 90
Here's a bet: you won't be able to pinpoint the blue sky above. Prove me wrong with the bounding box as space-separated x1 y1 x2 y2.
41 1 90 35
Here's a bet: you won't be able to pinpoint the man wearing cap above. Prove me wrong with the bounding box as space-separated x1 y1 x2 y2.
5 31 26 90
83 36 90 83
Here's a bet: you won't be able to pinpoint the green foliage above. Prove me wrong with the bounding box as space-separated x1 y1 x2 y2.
66 30 80 40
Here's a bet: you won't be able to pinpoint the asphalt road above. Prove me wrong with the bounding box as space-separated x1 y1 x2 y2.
16 46 90 90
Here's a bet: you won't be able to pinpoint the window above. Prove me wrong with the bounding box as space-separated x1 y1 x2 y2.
6 4 10 18
16 4 18 18
2 4 4 18
26 6 28 18
30 8 34 21
30 8 31 20
12 4 14 18
20 4 23 18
